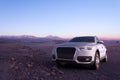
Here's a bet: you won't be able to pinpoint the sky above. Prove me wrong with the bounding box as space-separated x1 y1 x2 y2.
0 0 120 39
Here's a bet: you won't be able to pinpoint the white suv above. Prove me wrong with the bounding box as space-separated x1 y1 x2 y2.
52 36 107 70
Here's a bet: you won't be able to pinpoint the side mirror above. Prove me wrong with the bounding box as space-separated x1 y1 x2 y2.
97 41 104 44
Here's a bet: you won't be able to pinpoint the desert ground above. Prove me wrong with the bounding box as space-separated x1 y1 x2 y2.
0 40 120 80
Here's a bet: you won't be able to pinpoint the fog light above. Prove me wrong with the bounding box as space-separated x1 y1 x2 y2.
77 56 92 62
85 58 90 61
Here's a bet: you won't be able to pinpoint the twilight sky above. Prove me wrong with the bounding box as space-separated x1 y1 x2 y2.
0 0 120 39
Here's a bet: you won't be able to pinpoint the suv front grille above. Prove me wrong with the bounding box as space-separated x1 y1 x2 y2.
57 47 76 59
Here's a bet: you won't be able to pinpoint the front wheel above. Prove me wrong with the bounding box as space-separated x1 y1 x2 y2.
91 52 100 70
102 54 107 62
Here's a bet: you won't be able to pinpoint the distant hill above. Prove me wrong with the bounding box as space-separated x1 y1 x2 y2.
46 35 64 40
103 40 120 44
0 35 65 42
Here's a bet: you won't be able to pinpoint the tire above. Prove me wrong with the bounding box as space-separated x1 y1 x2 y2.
91 52 100 70
102 54 107 62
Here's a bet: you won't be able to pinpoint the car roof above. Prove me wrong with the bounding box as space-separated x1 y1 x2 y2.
75 36 96 38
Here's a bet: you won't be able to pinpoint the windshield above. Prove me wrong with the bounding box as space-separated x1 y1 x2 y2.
69 37 95 42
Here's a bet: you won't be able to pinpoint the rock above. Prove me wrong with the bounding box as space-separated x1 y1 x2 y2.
11 57 15 61
27 62 33 68
34 76 39 80
58 70 64 74
51 71 56 76
46 72 51 76
59 76 63 79
15 66 19 69
10 62 16 68
40 78 44 80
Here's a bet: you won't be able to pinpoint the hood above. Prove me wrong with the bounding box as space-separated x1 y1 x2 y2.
56 42 96 47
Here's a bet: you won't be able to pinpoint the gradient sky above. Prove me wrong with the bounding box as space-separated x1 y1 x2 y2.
0 0 120 39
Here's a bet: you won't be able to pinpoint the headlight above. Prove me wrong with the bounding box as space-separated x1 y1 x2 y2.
79 46 93 50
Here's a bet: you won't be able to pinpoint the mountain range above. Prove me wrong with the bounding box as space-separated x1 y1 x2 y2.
0 35 66 42
0 35 119 43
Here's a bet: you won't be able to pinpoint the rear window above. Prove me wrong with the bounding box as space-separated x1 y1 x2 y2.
70 37 95 42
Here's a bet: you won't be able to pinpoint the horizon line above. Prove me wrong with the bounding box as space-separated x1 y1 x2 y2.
0 35 120 40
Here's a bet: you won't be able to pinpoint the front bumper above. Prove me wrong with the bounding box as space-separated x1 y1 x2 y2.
52 47 96 65
52 56 94 65
54 58 94 65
